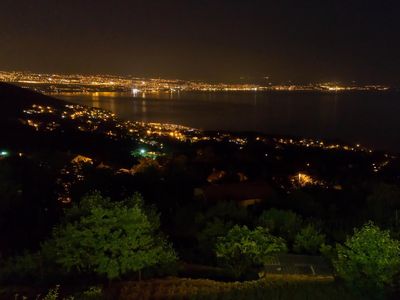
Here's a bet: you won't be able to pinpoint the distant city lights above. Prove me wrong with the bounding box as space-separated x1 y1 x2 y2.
0 71 391 95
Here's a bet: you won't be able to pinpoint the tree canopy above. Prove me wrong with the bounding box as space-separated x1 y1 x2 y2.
215 225 287 278
44 193 177 279
334 222 400 295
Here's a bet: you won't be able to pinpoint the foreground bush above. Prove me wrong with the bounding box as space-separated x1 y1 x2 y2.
215 225 287 278
43 193 177 280
334 222 400 297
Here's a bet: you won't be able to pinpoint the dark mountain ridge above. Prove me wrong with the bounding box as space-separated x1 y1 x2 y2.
0 82 68 118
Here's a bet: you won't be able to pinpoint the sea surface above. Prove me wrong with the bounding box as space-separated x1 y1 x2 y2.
56 91 400 153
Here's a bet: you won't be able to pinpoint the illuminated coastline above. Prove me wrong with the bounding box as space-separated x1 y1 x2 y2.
0 71 391 95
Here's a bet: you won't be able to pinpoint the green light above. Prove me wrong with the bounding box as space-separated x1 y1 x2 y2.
0 150 9 156
140 149 146 154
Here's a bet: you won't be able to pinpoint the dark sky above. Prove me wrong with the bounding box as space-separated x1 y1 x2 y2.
1 0 399 83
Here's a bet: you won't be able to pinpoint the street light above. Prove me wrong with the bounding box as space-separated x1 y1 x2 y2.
0 150 9 157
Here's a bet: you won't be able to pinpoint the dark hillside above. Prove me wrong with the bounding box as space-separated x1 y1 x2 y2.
0 83 68 151
0 82 67 118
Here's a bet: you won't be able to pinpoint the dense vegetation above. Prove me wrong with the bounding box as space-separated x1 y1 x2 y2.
1 84 400 299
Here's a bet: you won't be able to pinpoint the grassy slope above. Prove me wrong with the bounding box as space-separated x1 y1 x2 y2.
1 275 361 300
110 275 359 300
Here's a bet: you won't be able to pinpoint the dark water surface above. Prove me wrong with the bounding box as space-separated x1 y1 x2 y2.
56 91 400 152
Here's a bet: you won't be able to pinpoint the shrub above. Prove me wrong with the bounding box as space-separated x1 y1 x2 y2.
80 286 103 300
215 225 287 278
334 222 400 296
44 194 177 280
43 285 60 300
293 224 326 254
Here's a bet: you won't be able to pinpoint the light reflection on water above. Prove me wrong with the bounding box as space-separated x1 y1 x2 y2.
56 91 400 152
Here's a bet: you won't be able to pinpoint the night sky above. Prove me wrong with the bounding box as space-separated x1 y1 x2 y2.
1 0 399 83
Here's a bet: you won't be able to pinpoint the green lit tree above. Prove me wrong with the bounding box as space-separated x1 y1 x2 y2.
215 225 287 278
44 194 177 280
293 224 326 254
62 191 112 222
194 201 248 262
334 222 400 296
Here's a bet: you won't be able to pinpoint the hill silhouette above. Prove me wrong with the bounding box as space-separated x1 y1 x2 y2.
0 83 75 152
0 82 134 166
0 82 68 118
